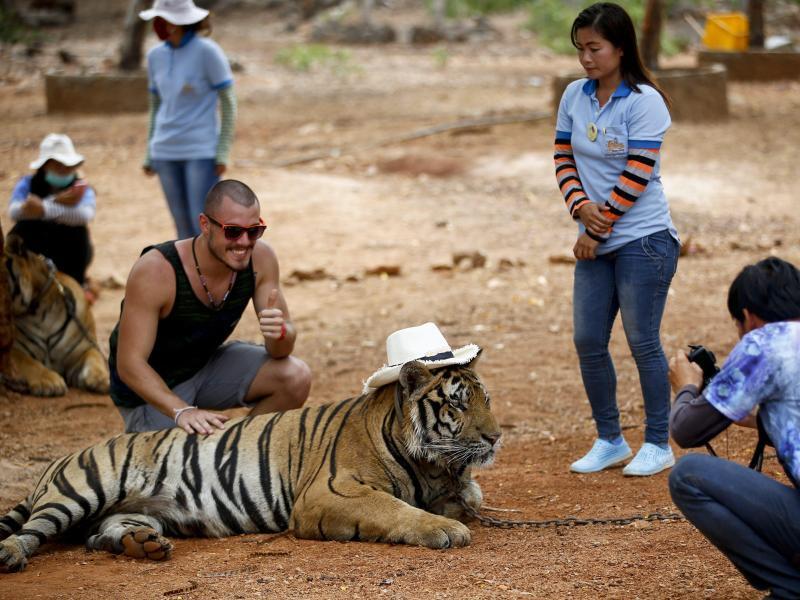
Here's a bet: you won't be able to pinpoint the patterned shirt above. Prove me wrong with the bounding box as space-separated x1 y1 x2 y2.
705 321 800 483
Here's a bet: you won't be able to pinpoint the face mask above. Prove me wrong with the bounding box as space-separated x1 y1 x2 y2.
153 18 170 41
44 171 75 189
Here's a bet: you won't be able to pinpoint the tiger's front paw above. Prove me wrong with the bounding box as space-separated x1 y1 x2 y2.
5 370 67 397
398 515 472 549
0 537 29 572
74 350 110 394
121 528 173 561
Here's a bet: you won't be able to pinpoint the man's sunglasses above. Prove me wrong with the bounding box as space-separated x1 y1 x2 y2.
204 214 267 241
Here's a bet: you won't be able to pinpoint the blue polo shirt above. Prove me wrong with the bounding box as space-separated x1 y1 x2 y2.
556 78 678 254
147 32 233 161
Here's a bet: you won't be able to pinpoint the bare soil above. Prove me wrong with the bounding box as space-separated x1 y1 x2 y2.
2 3 800 598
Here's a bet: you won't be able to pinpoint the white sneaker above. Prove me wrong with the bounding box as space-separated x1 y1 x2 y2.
570 438 633 473
622 443 675 476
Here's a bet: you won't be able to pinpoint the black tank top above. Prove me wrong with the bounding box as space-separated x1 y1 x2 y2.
109 240 255 408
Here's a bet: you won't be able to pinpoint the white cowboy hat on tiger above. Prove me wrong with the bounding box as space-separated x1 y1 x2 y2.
139 0 209 25
363 322 481 392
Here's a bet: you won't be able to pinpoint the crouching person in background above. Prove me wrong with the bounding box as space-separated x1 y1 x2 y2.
668 257 800 599
8 133 97 300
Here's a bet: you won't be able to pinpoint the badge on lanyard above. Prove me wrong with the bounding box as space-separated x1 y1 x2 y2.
587 122 598 142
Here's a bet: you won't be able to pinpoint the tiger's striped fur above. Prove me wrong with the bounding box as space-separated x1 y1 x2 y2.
0 359 501 571
3 233 109 396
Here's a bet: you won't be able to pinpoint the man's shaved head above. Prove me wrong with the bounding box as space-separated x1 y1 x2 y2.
204 179 259 215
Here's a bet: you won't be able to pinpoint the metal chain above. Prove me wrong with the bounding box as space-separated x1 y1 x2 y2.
459 499 685 529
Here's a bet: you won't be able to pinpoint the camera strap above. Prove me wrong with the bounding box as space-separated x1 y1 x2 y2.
748 411 771 472
704 411 767 471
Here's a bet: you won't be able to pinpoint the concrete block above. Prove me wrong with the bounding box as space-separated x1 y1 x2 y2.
698 50 800 81
45 71 149 114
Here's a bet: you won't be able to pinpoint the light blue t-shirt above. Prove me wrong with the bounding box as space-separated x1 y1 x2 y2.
704 321 800 484
556 78 678 254
147 32 233 161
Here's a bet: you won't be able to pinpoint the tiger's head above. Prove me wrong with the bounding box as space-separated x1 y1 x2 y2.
398 354 501 469
4 233 56 317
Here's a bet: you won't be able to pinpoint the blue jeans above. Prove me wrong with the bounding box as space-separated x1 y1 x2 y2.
151 158 218 239
670 454 800 598
573 229 678 445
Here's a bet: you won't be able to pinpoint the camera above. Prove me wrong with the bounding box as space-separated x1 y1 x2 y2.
687 344 720 387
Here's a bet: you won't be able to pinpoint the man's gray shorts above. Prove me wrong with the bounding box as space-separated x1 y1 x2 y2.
117 341 268 433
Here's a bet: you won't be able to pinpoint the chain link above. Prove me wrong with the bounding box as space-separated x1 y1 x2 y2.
460 499 685 529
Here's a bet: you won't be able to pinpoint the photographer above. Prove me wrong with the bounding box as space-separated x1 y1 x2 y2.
668 257 800 598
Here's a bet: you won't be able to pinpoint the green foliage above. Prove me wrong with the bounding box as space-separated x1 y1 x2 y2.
274 44 356 75
431 46 450 69
425 0 529 19
525 0 685 57
526 0 583 54
660 31 690 57
0 7 38 45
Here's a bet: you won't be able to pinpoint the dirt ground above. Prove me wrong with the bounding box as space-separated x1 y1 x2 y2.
2 2 800 598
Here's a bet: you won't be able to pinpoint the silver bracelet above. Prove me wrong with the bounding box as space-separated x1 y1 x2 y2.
173 406 197 424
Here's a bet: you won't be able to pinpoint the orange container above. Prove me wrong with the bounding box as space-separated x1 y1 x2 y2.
702 13 749 52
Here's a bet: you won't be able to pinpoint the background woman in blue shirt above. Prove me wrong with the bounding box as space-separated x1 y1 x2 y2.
554 2 680 476
139 0 237 239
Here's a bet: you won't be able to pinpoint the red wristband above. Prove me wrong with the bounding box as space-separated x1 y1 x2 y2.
277 323 287 341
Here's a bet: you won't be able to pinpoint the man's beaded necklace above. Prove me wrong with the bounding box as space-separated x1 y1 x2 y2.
191 236 236 311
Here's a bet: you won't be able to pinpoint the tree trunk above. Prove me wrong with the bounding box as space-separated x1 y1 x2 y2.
360 0 373 26
0 219 13 379
641 0 662 71
118 0 149 71
432 0 446 30
748 0 764 49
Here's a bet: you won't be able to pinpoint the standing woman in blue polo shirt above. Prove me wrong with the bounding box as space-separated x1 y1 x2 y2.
554 2 680 476
139 0 237 238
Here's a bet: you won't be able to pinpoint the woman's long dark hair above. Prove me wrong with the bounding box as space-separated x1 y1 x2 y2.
571 2 670 108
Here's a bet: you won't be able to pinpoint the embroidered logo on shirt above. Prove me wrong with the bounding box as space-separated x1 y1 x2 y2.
181 83 195 95
606 138 625 154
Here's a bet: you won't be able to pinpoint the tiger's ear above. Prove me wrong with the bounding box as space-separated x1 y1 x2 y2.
4 233 26 257
399 361 433 395
466 348 483 370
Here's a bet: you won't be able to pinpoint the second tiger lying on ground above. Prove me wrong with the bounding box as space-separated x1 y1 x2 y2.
0 357 502 571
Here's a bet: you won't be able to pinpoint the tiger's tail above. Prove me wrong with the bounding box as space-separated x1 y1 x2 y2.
0 497 32 541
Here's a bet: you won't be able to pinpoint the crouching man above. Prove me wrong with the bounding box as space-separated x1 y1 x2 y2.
668 257 800 599
109 179 311 435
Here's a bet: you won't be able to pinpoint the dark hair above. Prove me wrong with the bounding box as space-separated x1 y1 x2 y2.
204 179 259 214
183 16 211 35
727 257 800 324
570 2 670 108
155 15 212 36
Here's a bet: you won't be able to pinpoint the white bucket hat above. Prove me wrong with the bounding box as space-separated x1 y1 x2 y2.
363 322 481 392
30 133 84 170
139 0 209 25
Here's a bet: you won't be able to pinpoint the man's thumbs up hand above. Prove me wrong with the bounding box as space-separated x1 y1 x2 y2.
259 289 286 340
